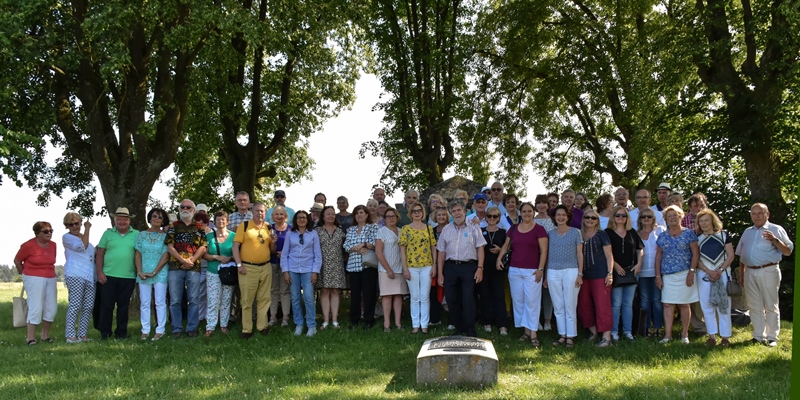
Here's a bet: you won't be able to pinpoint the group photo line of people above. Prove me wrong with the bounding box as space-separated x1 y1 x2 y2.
14 182 793 349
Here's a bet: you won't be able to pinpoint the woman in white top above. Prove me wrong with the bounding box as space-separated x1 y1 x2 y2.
62 212 95 343
376 207 408 332
636 208 665 337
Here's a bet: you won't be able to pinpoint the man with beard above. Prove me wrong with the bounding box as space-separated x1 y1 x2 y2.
165 200 208 338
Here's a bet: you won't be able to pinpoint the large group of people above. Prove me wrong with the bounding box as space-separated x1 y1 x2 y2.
13 182 794 350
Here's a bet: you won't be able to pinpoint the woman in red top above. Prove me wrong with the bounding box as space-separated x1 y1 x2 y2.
14 221 58 346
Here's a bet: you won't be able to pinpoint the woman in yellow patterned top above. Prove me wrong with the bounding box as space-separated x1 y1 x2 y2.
399 202 437 333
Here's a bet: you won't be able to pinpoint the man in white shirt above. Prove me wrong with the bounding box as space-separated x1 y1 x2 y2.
467 193 511 230
630 189 664 229
487 181 507 215
736 203 794 347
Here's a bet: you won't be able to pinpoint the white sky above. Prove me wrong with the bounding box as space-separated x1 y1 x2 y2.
2 74 546 266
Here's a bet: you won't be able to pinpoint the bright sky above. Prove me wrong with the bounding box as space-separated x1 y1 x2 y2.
2 74 546 266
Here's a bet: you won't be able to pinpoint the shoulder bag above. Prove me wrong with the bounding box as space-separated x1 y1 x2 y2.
13 284 27 328
720 231 742 297
216 227 239 286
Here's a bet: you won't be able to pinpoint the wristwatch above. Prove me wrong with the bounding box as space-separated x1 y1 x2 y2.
689 268 696 272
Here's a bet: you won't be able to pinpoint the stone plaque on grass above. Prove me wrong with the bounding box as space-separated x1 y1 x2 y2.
416 336 498 386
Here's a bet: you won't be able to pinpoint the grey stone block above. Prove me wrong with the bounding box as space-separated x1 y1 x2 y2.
416 336 498 386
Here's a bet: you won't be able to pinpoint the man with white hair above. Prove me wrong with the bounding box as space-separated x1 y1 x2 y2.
165 199 208 338
487 181 507 215
736 203 793 347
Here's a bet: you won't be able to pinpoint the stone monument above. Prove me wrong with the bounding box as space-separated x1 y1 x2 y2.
416 336 498 386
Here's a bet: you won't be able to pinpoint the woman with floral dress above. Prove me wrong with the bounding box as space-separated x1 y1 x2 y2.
316 206 347 329
134 208 170 341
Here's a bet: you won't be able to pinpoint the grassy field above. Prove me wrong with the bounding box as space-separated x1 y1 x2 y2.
0 282 791 399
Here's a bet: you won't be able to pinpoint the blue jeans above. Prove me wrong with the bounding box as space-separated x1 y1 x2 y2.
638 277 663 330
290 272 316 328
168 270 201 333
611 284 637 334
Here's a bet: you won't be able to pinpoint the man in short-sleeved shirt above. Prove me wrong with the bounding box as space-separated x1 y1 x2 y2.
736 203 794 346
233 202 277 338
95 207 139 339
165 199 208 337
436 200 486 337
267 190 295 224
228 191 253 232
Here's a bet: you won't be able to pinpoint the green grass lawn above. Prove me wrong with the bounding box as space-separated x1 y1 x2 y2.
0 282 791 399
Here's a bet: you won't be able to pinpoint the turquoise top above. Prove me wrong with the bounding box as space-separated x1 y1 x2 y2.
206 231 236 274
134 231 168 284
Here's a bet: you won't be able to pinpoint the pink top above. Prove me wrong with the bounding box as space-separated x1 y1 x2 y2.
508 224 548 269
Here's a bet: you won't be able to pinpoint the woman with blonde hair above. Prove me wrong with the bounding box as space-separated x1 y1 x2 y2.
400 202 437 333
578 209 614 347
62 212 95 343
605 206 644 341
655 205 699 344
695 209 734 346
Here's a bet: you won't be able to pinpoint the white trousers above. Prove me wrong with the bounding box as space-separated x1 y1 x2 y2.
139 282 168 334
547 268 580 337
508 267 542 331
23 275 58 325
697 270 732 337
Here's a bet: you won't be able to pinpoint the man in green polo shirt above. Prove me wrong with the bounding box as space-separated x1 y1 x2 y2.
95 207 139 340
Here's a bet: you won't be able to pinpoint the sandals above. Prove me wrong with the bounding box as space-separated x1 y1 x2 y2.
27 339 38 346
204 330 213 337
151 333 164 341
530 337 540 348
553 336 567 346
220 328 229 334
565 338 574 348
519 334 531 342
332 321 341 329
321 322 329 330
40 337 55 343
596 338 612 348
587 332 598 342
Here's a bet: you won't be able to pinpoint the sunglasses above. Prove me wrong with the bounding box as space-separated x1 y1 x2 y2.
583 216 598 220
180 205 193 210
491 188 503 192
486 214 500 219
299 233 305 245
40 230 54 234
67 222 81 227
614 214 628 218
641 215 654 219
411 209 423 214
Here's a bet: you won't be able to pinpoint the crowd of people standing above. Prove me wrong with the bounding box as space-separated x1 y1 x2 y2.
13 182 794 349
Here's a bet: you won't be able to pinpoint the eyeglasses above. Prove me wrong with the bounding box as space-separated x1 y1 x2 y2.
583 216 598 220
411 209 423 214
385 214 398 219
641 215 654 219
486 214 500 219
151 214 164 220
491 188 503 192
614 214 628 218
67 222 81 227
180 205 193 210
40 229 54 234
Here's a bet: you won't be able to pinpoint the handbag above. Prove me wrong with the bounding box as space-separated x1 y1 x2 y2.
725 269 742 297
718 231 741 297
13 285 27 328
362 249 378 268
211 228 238 286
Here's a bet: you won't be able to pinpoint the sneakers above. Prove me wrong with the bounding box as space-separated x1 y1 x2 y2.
306 328 317 337
680 337 690 344
447 325 455 330
499 327 508 336
624 332 635 341
766 340 778 347
294 326 304 336
611 333 620 342
543 322 552 331
484 325 492 333
268 319 278 327
659 337 671 344
281 319 289 327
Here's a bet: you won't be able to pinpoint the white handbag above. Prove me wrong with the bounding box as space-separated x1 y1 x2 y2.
13 285 28 328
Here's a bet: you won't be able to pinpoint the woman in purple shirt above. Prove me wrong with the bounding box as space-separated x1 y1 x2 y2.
497 202 548 347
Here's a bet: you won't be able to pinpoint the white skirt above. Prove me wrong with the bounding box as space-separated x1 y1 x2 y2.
661 270 699 304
